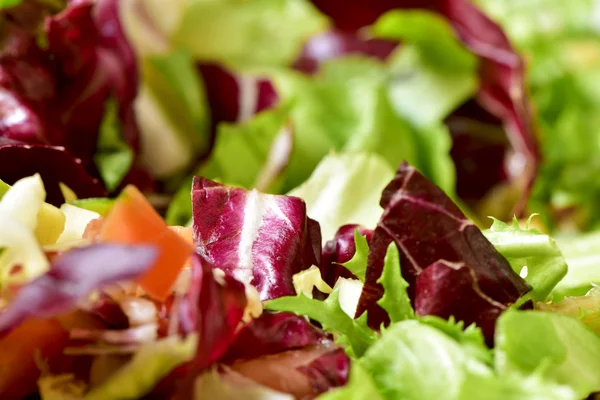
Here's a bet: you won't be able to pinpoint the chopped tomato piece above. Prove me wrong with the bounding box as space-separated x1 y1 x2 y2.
98 186 193 301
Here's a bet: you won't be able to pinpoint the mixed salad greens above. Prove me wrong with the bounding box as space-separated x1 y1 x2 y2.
3 0 600 399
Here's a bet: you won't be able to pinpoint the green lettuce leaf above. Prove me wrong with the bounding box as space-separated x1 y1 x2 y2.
373 10 478 127
360 319 493 400
274 57 418 191
288 153 394 243
458 372 578 400
476 0 600 229
418 316 492 366
495 310 600 399
376 242 414 323
199 106 291 192
339 231 370 282
483 216 568 301
553 230 600 298
356 317 575 400
265 288 377 357
94 99 134 191
136 49 210 179
172 0 328 69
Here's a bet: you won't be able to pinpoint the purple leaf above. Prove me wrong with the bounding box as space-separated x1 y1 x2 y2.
356 162 530 343
192 177 320 300
0 137 106 205
446 101 510 204
0 88 46 143
221 311 329 363
45 1 98 77
321 224 373 287
297 348 350 395
0 244 158 335
177 254 247 369
198 64 279 130
0 0 140 183
438 0 539 215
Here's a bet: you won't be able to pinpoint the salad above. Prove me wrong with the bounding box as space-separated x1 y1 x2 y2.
2 0 600 399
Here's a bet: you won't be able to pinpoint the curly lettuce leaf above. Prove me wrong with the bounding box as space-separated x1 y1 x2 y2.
376 242 413 323
288 153 394 244
339 231 370 283
495 310 600 399
360 319 493 400
265 288 376 357
484 216 568 301
477 0 600 229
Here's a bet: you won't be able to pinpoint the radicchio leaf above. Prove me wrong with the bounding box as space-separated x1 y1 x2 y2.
297 348 350 395
177 253 247 369
0 244 158 335
356 162 530 343
0 0 140 186
198 64 279 129
0 137 106 205
321 224 373 287
221 311 329 363
191 177 321 300
439 0 539 214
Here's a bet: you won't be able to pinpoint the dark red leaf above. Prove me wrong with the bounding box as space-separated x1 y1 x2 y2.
0 244 158 335
356 162 530 343
0 137 106 205
221 311 329 363
321 224 373 287
446 100 510 204
198 64 279 130
177 254 247 369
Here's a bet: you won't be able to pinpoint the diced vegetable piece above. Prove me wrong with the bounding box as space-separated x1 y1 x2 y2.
98 186 193 300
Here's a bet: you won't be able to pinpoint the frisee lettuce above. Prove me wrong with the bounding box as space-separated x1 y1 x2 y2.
484 216 568 301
